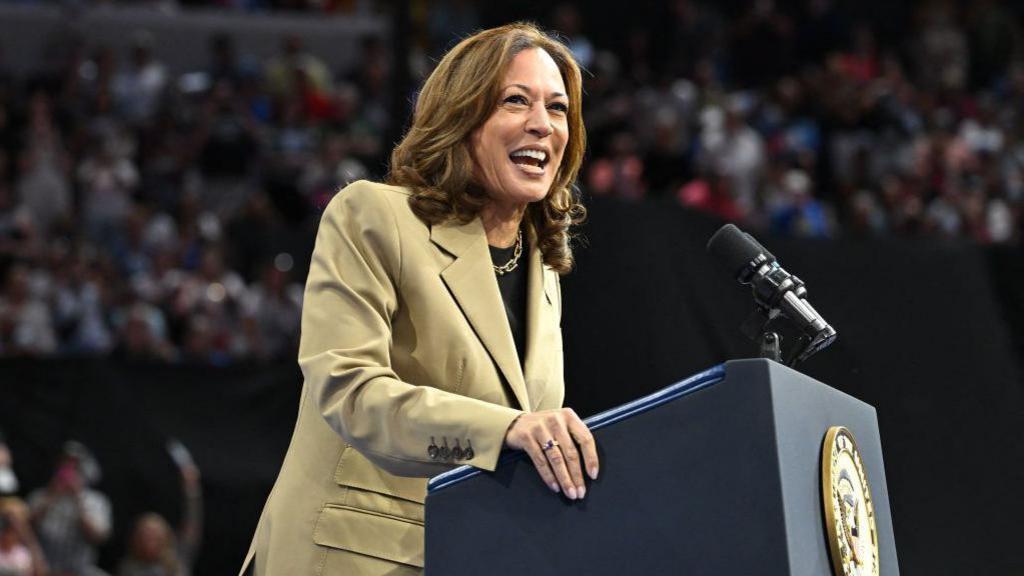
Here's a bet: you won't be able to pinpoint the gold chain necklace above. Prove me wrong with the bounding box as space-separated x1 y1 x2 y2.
493 230 523 276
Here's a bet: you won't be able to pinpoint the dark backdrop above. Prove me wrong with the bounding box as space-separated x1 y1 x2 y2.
2 196 1023 575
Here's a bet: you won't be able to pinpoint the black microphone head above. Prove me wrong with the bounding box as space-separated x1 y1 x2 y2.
707 224 773 276
743 232 776 263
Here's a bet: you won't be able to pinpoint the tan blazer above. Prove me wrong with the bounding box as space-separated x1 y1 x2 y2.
240 180 565 575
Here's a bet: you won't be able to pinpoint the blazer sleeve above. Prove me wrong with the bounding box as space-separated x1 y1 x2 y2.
299 182 522 477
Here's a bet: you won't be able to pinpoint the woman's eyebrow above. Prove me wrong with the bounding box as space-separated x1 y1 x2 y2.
504 83 568 99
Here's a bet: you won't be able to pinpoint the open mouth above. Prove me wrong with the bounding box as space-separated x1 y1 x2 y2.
509 148 548 174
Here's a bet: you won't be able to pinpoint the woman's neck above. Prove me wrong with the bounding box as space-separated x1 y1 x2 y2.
481 202 526 248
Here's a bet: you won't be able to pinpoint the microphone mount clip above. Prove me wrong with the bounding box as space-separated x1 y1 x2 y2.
737 254 836 366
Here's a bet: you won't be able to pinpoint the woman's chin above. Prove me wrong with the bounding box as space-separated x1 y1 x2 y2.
515 174 558 200
511 186 551 206
485 180 551 209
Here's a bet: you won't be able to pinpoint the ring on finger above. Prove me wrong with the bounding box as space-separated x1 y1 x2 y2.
542 439 560 452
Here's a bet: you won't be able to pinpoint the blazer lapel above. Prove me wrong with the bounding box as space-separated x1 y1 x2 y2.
523 239 555 410
432 218 531 411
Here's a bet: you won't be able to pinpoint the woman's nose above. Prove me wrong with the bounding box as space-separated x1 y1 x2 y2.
525 105 553 137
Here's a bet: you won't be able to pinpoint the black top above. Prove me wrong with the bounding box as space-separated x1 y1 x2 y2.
489 243 528 367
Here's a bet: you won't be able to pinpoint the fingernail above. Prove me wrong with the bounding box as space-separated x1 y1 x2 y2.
589 467 598 480
549 482 560 493
567 486 578 500
577 486 586 499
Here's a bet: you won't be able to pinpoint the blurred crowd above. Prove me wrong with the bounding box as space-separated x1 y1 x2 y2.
1 0 1023 359
0 0 369 12
0 25 390 359
561 0 1024 242
0 435 202 576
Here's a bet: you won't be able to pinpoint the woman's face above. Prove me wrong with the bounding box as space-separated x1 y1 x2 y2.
469 48 569 210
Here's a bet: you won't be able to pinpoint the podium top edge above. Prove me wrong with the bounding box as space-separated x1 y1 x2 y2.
427 364 727 494
725 358 876 412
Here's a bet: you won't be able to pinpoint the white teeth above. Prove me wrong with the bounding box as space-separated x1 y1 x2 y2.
510 149 547 162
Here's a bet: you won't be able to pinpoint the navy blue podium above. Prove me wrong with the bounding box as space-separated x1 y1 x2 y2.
425 359 900 575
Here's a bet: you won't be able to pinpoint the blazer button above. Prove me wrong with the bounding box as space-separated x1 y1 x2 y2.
427 437 440 460
439 437 451 460
451 439 464 460
463 440 474 460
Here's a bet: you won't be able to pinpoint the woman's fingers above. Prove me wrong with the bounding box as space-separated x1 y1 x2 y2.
550 417 586 497
505 408 598 500
566 409 599 480
522 441 560 494
532 425 578 499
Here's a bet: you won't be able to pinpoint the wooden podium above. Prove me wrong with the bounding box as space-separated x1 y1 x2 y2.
425 359 900 575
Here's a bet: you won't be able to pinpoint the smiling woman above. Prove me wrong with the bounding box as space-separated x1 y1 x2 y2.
240 23 595 576
390 23 587 271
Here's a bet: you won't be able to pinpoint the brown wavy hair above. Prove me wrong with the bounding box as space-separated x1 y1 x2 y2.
387 23 586 274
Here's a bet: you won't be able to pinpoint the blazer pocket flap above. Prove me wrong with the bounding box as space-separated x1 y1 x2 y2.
335 445 428 504
314 504 425 568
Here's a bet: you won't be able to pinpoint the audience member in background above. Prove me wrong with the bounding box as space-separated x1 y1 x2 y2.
113 31 169 128
172 247 246 333
551 3 594 69
28 441 112 576
118 515 180 576
263 36 331 100
765 167 834 237
239 261 302 361
0 263 57 356
586 132 647 199
0 498 47 576
76 137 140 251
297 132 367 209
698 99 766 219
0 433 18 497
205 32 244 90
677 165 743 222
117 442 202 576
190 80 260 217
110 300 176 361
14 92 71 238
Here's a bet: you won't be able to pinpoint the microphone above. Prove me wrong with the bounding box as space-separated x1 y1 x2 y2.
707 224 836 364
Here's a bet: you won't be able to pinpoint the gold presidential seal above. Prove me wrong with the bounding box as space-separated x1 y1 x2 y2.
822 426 879 576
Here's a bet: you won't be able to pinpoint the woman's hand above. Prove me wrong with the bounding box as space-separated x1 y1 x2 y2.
504 408 598 500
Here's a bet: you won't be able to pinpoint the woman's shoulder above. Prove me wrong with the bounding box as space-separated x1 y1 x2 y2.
324 180 419 225
338 179 412 199
331 180 411 205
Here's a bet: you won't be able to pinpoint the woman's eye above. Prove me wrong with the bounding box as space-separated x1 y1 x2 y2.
549 102 569 113
504 95 528 106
